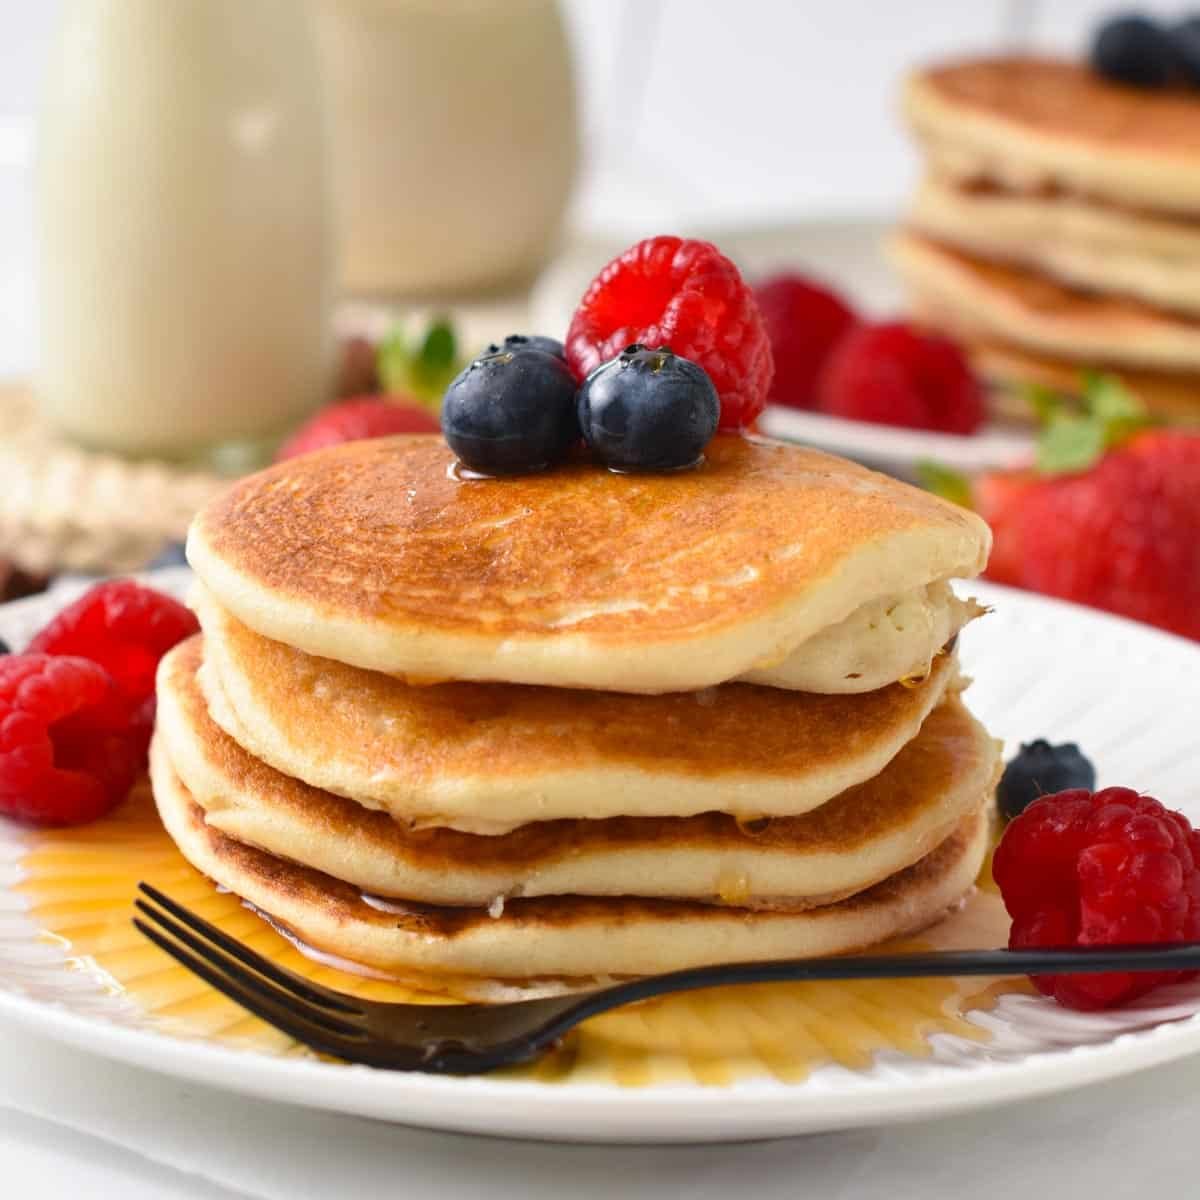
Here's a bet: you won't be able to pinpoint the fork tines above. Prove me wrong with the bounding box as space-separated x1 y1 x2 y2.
134 881 367 1056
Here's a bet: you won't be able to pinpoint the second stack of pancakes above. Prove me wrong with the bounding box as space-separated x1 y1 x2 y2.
155 434 998 999
893 56 1200 422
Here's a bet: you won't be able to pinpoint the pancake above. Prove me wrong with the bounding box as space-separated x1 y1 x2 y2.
151 737 991 990
908 175 1200 318
904 57 1200 216
891 233 1200 372
186 434 989 694
158 637 998 907
195 595 964 832
963 336 1200 425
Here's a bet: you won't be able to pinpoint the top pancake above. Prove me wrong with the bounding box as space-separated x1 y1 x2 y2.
187 434 988 693
905 57 1200 216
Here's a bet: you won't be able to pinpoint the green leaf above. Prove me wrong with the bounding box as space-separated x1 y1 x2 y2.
1021 381 1068 426
1029 372 1155 476
419 318 457 370
1082 372 1152 449
376 328 410 396
1035 413 1107 475
1083 371 1142 424
915 460 974 508
375 316 464 407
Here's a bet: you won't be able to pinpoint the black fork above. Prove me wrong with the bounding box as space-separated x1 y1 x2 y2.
133 882 1200 1074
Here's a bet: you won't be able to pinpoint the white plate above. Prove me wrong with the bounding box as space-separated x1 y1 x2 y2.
1 569 1199 1143
531 225 1035 479
758 406 1032 481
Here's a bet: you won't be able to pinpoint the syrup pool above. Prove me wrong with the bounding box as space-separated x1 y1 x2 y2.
12 784 1029 1086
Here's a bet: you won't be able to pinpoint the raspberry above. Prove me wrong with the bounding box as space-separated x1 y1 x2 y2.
0 655 142 825
276 397 441 462
28 581 198 722
565 236 774 432
978 430 1200 641
754 273 858 409
814 321 985 434
993 787 1200 1010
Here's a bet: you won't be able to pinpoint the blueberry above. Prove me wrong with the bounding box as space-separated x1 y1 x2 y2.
1170 16 1200 84
0 638 9 656
1091 14 1175 87
577 345 719 472
442 346 579 474
494 334 566 361
997 740 1097 822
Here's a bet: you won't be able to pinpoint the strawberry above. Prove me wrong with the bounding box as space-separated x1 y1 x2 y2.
276 397 440 462
923 377 1200 640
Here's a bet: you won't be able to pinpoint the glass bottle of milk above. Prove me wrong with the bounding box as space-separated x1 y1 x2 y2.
37 0 334 463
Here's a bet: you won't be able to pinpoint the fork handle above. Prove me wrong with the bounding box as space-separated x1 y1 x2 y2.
549 942 1200 1033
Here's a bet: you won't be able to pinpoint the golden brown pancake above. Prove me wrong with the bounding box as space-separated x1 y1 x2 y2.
194 595 964 832
151 736 991 993
158 637 998 907
904 57 1200 216
892 233 1200 372
963 336 1200 424
186 434 989 693
908 175 1200 318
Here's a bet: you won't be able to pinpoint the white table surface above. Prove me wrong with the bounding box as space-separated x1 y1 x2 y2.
1 1019 1197 1199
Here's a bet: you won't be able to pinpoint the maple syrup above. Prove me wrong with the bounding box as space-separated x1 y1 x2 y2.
14 784 1028 1086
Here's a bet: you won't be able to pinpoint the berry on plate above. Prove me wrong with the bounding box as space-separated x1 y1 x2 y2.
994 787 1200 1009
814 321 985 434
28 580 198 720
754 272 857 409
1091 13 1175 87
979 426 1200 641
276 397 440 462
0 654 143 825
577 345 719 472
997 740 1096 822
922 376 1200 640
565 236 773 432
442 344 580 474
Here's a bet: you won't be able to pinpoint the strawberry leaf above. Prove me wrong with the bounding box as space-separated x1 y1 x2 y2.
1035 414 1106 475
376 328 410 396
416 318 457 378
1033 372 1153 476
1021 381 1068 426
376 316 463 406
916 460 974 508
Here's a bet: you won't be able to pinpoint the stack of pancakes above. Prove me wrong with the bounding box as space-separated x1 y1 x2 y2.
894 56 1200 422
154 434 998 999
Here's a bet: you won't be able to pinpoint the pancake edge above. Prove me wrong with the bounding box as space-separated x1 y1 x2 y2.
151 736 993 985
158 638 1000 906
904 58 1200 216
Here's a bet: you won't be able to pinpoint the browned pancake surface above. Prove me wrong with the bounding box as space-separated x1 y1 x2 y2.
192 434 983 645
920 57 1200 159
202 610 959 788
